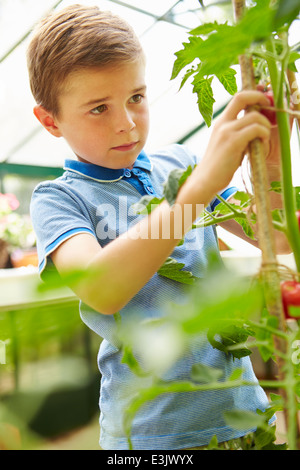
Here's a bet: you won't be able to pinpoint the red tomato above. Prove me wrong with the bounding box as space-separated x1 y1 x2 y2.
296 211 300 231
281 280 300 320
260 91 277 125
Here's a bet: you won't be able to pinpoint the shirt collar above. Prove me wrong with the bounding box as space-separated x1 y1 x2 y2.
63 150 153 183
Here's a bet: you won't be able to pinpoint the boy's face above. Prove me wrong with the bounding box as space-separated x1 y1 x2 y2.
37 60 149 169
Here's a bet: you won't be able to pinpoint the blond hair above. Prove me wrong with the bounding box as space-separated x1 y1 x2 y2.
27 4 143 116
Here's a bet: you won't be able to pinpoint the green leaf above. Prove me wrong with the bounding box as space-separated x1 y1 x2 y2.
228 368 244 381
162 168 183 206
255 309 278 362
191 24 246 77
212 201 233 215
254 426 276 450
241 0 275 38
179 272 264 345
207 329 227 354
172 22 234 81
131 195 164 214
189 21 222 37
235 217 256 240
172 1 276 85
288 305 300 317
179 65 199 90
157 257 197 285
271 208 284 223
216 68 238 96
171 36 203 80
269 392 284 406
224 409 265 431
170 1 279 133
221 325 254 359
269 181 282 193
121 345 149 377
233 191 252 207
208 324 254 360
288 51 300 72
191 362 223 383
37 265 103 293
192 75 215 127
178 164 194 186
207 435 219 450
163 165 193 206
274 0 300 29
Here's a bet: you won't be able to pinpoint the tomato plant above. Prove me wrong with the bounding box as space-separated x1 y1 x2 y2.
296 210 300 230
121 0 300 451
281 281 300 320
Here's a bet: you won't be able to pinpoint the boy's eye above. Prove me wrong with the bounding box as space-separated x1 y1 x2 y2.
90 104 107 115
129 94 143 104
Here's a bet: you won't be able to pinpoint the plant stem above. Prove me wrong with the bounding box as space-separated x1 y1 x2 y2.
266 42 300 446
266 39 300 273
265 38 279 98
248 319 289 340
193 209 246 228
124 375 290 447
268 43 300 453
276 107 300 272
124 377 276 440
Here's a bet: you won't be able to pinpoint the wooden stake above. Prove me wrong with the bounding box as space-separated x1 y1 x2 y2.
232 0 285 332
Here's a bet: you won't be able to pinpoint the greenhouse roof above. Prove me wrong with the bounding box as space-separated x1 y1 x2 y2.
0 0 237 169
0 0 299 176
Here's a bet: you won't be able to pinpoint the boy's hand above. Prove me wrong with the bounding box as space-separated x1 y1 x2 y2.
200 90 271 193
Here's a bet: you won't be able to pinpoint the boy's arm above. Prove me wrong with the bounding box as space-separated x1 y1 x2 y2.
51 183 214 314
51 90 272 315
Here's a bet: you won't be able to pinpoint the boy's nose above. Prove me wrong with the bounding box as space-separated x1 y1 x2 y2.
116 108 136 133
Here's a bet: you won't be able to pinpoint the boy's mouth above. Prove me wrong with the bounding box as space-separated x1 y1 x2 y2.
112 141 138 152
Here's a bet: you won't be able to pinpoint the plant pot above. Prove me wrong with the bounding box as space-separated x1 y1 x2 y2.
10 248 38 268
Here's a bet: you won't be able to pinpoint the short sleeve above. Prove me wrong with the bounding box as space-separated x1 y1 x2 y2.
210 186 239 211
30 182 96 279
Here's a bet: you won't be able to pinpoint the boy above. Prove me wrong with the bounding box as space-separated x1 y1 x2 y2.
27 4 284 450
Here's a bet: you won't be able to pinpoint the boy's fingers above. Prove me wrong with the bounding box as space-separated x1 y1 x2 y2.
221 111 271 158
222 90 270 121
233 122 271 157
233 109 271 131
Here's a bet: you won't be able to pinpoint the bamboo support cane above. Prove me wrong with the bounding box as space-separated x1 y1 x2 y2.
231 0 298 446
232 0 286 344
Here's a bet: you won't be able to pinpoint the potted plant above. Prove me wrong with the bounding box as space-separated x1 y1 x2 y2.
0 192 37 269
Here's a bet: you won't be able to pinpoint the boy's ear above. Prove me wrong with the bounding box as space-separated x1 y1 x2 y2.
33 106 62 138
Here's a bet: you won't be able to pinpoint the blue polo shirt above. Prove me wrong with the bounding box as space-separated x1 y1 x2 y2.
30 144 272 450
